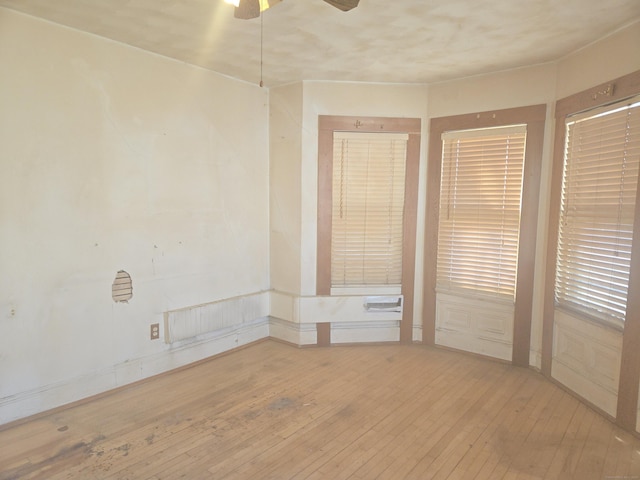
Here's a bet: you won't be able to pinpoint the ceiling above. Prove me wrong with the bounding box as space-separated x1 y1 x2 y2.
1 0 639 88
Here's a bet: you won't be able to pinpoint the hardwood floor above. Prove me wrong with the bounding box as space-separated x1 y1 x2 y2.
1 340 640 479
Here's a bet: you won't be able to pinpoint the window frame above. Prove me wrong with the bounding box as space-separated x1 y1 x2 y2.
317 115 421 344
554 98 640 327
424 105 546 366
542 70 640 431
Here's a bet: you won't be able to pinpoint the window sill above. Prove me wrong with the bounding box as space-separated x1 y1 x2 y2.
554 304 624 333
331 285 402 296
435 287 514 307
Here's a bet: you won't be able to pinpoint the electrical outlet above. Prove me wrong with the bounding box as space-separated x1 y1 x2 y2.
150 323 160 340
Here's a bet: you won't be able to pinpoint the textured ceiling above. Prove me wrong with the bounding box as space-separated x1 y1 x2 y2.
1 0 639 87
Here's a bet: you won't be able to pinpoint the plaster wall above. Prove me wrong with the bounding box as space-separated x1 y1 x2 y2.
269 83 303 295
0 8 270 423
555 19 640 99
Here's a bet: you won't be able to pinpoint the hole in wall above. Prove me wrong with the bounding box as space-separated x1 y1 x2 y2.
112 270 133 303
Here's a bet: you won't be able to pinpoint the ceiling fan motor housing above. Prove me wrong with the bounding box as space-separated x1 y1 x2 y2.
234 0 260 19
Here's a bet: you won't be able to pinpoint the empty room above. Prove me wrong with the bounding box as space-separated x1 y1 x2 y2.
1 0 640 478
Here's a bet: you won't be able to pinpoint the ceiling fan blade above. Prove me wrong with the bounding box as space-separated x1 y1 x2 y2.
234 0 282 19
323 0 360 11
234 0 260 19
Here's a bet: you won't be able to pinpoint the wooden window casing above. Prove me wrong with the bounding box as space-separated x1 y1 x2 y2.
317 116 421 344
424 105 546 366
542 69 640 432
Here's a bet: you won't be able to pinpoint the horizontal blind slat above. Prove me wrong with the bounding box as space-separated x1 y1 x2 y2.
331 132 407 287
437 126 526 299
555 99 640 322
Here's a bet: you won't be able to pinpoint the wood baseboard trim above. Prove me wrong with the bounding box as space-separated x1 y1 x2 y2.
0 338 269 432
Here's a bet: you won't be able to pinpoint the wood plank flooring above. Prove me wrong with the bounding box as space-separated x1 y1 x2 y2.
1 340 640 479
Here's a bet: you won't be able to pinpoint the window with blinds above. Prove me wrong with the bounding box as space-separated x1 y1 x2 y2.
331 131 408 287
555 97 640 324
437 125 527 301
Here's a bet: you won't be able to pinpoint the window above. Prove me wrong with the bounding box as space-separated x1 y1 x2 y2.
437 125 526 302
542 72 640 430
316 116 421 343
330 132 407 287
555 96 640 325
424 104 545 365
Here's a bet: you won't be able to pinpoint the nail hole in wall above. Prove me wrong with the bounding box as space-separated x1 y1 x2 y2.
112 270 133 303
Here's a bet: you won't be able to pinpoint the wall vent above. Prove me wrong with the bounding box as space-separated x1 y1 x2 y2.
363 295 402 313
164 291 269 343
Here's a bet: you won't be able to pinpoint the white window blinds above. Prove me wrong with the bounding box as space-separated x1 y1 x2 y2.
331 131 408 287
437 125 527 300
556 98 640 324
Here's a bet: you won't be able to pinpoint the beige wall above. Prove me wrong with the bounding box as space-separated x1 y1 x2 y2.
555 18 640 99
270 83 303 295
0 8 270 423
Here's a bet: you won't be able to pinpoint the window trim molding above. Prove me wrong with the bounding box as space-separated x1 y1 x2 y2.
424 104 547 366
542 69 640 432
317 115 421 344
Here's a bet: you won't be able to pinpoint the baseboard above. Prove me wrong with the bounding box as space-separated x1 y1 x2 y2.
2 313 416 425
268 316 317 345
0 318 269 426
